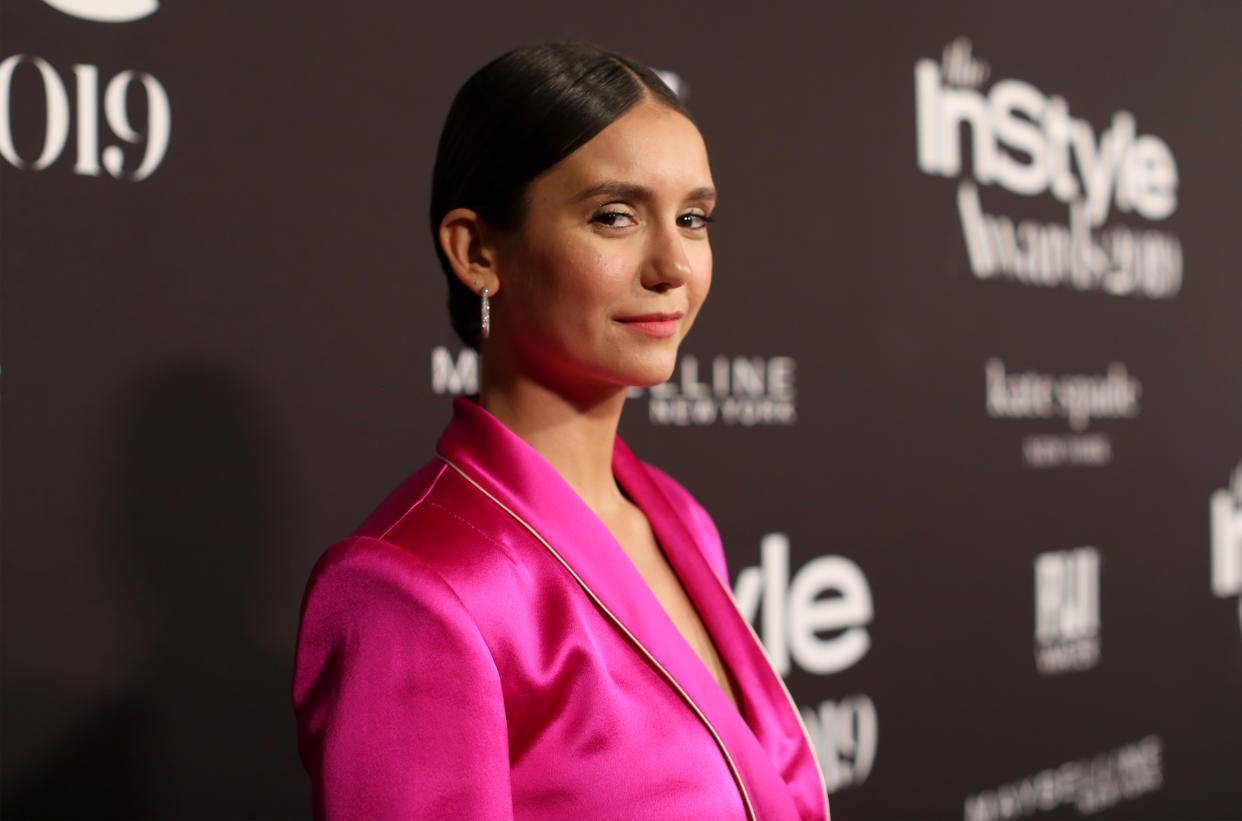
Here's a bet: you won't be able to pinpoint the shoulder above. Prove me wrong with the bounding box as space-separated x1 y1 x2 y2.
638 461 729 582
346 456 528 574
302 445 567 623
293 533 513 818
297 535 489 656
298 457 534 646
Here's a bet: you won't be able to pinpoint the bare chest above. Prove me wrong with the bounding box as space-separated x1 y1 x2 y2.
607 509 741 711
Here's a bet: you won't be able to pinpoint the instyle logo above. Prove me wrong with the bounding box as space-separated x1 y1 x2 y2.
1034 547 1100 675
654 70 687 100
2 2 170 179
915 37 1182 298
964 735 1162 821
733 533 872 676
40 0 158 22
733 533 877 793
986 358 1141 468
801 694 877 795
1210 463 1242 636
629 354 797 426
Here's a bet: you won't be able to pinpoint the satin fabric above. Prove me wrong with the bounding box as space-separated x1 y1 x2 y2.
294 397 828 820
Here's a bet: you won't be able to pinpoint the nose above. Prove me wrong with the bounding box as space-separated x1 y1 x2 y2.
641 223 693 292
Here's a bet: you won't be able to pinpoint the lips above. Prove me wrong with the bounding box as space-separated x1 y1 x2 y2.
615 311 684 339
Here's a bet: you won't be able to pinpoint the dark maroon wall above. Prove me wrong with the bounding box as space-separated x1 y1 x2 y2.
3 2 1239 818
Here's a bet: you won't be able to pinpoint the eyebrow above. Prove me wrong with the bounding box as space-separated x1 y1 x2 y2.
573 180 717 204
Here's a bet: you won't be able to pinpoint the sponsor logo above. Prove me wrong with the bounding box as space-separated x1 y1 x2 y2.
1210 463 1242 636
630 354 797 426
428 348 798 427
40 0 158 23
916 37 1182 299
654 70 687 100
734 533 872 675
0 57 171 179
430 346 479 395
801 694 877 795
430 348 796 430
1034 547 1100 675
964 735 1163 821
734 533 876 794
985 358 1141 468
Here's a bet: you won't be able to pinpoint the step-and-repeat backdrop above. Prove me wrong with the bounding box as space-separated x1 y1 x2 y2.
3 1 1239 818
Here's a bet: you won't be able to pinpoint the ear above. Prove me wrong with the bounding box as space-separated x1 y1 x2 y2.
439 208 502 297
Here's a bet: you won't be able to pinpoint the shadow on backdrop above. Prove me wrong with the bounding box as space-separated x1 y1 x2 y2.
3 363 308 819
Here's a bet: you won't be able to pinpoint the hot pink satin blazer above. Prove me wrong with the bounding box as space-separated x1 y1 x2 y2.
294 397 828 820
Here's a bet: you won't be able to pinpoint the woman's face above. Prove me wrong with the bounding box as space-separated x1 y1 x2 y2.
490 100 715 397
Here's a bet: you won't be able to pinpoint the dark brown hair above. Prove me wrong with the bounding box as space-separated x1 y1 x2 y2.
429 42 691 349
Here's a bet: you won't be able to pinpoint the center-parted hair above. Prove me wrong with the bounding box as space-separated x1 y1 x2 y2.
430 42 691 349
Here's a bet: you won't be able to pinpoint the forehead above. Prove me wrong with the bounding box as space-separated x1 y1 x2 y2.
537 101 713 197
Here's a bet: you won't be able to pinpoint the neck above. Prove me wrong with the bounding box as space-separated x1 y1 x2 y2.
479 358 630 517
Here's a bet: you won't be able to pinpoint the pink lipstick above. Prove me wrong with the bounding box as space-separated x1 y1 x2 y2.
615 312 682 339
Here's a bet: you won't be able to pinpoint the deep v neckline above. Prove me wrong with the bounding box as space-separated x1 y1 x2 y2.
611 486 744 714
436 397 827 820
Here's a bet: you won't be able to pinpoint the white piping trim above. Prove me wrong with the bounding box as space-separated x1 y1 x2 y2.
732 596 832 820
438 454 757 821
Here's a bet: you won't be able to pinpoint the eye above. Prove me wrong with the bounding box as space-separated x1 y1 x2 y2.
677 211 714 230
592 206 638 229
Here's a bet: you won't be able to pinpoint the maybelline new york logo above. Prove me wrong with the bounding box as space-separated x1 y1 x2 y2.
1 0 169 179
431 347 797 427
1210 463 1242 636
986 358 1141 468
629 354 797 427
1034 546 1100 675
915 37 1182 298
964 735 1162 821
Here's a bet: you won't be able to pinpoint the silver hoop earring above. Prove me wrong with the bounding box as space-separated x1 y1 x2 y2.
480 287 490 340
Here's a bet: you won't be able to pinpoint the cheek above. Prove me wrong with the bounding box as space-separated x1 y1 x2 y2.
692 245 713 303
551 246 633 306
511 237 580 302
518 244 626 326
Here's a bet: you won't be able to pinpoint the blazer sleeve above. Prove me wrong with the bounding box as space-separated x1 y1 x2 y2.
293 536 513 821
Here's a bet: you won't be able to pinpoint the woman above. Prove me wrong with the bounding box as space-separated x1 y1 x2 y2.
294 43 828 820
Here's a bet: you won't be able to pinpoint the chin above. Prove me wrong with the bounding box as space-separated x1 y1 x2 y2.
620 356 679 389
627 374 672 389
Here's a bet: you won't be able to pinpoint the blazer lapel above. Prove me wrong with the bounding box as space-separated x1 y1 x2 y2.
436 397 816 819
435 399 701 680
611 438 823 815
